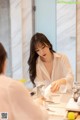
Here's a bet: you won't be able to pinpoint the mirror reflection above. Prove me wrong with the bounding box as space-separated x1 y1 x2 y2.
33 0 76 83
0 0 77 86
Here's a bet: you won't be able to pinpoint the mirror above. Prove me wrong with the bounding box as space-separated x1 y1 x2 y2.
0 0 79 84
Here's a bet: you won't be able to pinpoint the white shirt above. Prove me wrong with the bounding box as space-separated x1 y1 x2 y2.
0 75 48 120
35 53 74 90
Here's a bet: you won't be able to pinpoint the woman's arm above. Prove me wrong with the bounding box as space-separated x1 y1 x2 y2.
51 54 74 93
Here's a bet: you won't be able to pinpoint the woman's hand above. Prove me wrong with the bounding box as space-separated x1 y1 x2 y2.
50 79 66 93
33 96 46 105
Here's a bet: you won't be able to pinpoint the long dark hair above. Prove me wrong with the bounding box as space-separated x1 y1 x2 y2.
0 43 7 74
28 33 55 85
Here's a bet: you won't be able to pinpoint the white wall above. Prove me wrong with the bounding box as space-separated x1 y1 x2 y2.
57 3 76 81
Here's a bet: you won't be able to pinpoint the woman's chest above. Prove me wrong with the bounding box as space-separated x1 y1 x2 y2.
44 62 53 78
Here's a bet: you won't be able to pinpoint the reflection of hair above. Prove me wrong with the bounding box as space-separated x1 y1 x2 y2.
28 33 55 85
0 43 7 73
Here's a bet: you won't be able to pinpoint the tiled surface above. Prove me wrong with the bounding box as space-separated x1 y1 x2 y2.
57 2 76 81
76 0 80 82
9 0 33 80
10 0 23 79
21 0 33 80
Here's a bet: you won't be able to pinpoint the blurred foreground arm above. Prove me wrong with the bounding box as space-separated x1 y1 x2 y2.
9 81 49 120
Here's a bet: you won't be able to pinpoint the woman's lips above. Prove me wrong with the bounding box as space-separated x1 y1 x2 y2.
40 54 46 60
43 54 46 56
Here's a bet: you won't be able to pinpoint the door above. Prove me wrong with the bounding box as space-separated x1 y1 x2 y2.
33 0 56 50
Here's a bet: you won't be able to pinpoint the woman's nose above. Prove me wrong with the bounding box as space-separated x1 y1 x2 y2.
40 50 43 55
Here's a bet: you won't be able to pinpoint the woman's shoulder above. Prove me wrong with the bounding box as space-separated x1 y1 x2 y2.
8 77 29 96
0 75 28 92
54 52 69 63
54 52 68 58
0 75 14 86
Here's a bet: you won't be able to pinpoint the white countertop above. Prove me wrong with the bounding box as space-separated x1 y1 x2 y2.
33 92 71 120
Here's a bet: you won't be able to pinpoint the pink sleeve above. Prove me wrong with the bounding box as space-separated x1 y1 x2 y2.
8 81 48 120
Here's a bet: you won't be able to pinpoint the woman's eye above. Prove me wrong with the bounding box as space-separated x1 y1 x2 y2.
36 50 39 52
42 46 45 49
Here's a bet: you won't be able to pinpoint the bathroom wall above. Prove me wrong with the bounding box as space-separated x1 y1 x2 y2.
0 0 12 76
9 0 33 80
10 0 23 79
57 1 76 81
76 0 80 83
0 0 33 80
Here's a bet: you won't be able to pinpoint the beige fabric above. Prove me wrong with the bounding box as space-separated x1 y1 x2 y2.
35 53 74 90
0 75 48 120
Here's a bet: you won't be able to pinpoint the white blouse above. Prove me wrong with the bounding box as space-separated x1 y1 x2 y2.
0 75 48 120
35 53 74 90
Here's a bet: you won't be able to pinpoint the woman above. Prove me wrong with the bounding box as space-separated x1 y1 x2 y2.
28 33 74 93
0 42 48 120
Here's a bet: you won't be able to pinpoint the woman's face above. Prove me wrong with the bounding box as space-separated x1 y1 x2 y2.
35 43 51 61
